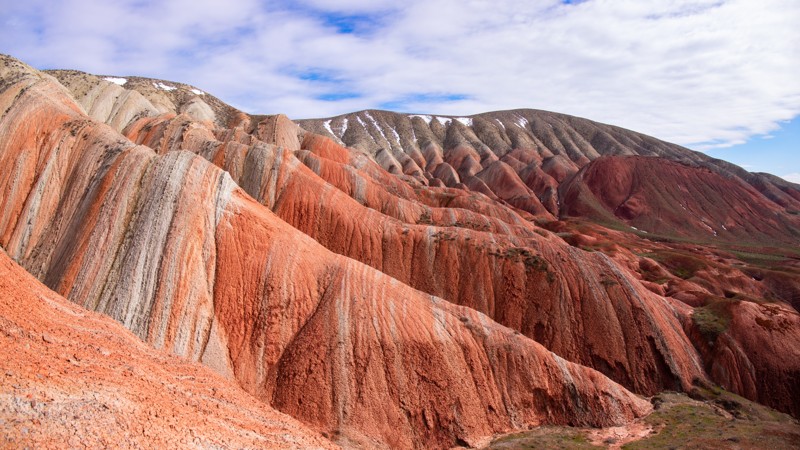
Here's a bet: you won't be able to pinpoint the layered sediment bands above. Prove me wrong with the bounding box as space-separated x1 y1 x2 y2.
559 156 800 244
0 56 654 448
686 301 800 417
47 69 246 130
215 191 652 448
298 110 800 234
0 64 235 363
0 251 336 450
122 112 707 396
5 53 800 444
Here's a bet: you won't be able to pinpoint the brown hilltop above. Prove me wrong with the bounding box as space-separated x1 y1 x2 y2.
45 68 247 130
2 53 800 447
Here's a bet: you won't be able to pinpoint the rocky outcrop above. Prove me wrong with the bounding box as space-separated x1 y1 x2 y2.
122 111 708 397
0 250 336 449
0 54 654 448
686 300 800 417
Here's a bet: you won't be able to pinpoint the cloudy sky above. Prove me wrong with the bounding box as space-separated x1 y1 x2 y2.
1 0 798 180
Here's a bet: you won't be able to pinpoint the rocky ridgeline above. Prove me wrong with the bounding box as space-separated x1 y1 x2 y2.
1 54 799 448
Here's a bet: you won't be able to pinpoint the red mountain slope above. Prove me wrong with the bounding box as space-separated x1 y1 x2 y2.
0 251 336 449
1 54 799 447
559 155 800 244
0 55 653 448
121 110 708 398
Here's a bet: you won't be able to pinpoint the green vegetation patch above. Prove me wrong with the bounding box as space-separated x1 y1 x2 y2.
417 209 433 225
487 389 800 450
642 250 707 280
625 391 800 450
692 298 734 344
488 426 596 449
729 249 794 270
487 247 556 283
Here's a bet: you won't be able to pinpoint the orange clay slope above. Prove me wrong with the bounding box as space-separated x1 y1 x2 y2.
122 109 708 399
0 55 652 448
68 59 800 420
119 96 800 419
0 250 337 450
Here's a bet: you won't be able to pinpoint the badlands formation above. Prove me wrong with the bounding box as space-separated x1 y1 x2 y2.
1 54 799 448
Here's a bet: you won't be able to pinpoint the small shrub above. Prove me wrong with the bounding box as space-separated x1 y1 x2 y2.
417 210 432 225
692 299 733 343
645 251 706 280
600 277 618 287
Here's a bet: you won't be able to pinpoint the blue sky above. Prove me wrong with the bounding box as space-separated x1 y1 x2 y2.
1 0 798 180
707 117 800 182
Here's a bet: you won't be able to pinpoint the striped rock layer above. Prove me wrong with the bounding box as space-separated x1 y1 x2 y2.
0 251 336 449
1 53 799 447
1 56 655 448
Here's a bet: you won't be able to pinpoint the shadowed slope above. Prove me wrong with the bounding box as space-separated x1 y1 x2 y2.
559 155 800 244
685 300 800 417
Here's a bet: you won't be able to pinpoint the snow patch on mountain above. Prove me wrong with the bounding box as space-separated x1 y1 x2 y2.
409 114 432 124
153 82 176 91
103 77 127 86
365 112 390 144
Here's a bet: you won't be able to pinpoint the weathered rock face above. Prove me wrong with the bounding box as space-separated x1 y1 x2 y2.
0 55 657 448
122 110 707 398
559 155 800 244
3 52 800 447
0 251 336 450
685 300 800 417
214 191 652 448
63 60 800 420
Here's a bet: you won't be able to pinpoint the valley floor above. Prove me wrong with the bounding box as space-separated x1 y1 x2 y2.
487 390 800 449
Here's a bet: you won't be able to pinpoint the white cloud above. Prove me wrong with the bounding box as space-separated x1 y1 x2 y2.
782 173 800 184
1 0 799 153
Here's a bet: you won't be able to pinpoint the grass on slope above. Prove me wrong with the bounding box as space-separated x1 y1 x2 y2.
484 389 800 449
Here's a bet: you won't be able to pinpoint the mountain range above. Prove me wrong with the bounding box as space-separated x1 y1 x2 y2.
1 54 799 448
